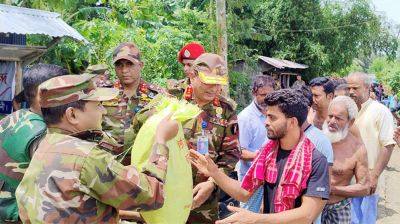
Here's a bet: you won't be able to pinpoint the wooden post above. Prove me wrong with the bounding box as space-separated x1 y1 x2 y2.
216 0 229 96
15 61 23 95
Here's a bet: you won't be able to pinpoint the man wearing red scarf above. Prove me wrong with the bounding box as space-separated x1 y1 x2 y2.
189 89 330 223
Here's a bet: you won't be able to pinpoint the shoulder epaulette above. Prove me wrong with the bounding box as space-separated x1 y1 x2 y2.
98 141 124 154
145 81 165 94
218 95 237 111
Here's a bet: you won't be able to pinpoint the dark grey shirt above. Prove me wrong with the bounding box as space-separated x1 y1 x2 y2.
263 148 330 213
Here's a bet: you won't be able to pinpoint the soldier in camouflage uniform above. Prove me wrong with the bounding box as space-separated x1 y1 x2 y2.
15 74 178 223
183 53 241 223
168 43 237 110
167 42 205 98
0 64 67 223
102 42 165 165
131 53 240 223
86 64 114 88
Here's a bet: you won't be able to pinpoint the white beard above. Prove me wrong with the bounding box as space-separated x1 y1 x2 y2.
322 122 349 143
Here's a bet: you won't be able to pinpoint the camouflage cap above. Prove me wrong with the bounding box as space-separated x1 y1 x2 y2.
39 74 119 108
86 64 108 74
112 42 141 64
192 53 228 85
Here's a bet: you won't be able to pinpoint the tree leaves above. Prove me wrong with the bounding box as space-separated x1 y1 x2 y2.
3 0 398 107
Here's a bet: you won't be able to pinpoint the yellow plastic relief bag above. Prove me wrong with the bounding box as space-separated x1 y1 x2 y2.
131 96 200 224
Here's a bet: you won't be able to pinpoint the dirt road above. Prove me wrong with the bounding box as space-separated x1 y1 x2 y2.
377 145 400 223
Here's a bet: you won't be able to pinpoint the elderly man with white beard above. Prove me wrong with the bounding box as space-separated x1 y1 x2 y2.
321 96 370 224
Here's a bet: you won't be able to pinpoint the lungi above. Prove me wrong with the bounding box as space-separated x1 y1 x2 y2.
321 198 351 224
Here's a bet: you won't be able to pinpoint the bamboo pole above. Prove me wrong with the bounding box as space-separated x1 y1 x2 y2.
216 0 229 96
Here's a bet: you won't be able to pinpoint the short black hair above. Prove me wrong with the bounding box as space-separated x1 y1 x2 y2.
294 85 313 107
264 89 308 126
309 77 334 95
23 64 68 105
332 78 347 89
41 100 87 125
335 83 348 91
252 75 275 92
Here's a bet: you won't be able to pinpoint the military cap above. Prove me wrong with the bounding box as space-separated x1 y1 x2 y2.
39 74 119 108
86 64 108 74
177 42 205 64
85 64 113 88
112 42 141 64
192 53 228 85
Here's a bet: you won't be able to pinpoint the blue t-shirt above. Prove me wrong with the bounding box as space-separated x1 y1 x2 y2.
238 101 267 179
304 124 334 165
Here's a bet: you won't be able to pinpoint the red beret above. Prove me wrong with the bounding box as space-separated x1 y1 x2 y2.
177 42 205 64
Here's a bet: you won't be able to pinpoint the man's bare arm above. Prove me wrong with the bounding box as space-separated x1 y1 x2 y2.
394 126 400 146
257 196 326 224
371 144 394 193
189 150 253 202
391 112 400 124
240 149 258 161
331 146 370 197
217 196 326 224
211 168 253 202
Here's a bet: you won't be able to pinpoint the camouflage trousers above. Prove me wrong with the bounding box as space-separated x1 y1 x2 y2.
187 194 219 224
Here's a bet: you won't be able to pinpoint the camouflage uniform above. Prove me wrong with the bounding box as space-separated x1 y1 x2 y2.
86 64 113 88
16 128 169 224
166 78 187 99
184 96 240 223
102 80 165 152
0 109 46 222
102 42 165 164
133 53 240 223
167 78 238 109
184 53 240 223
15 74 171 223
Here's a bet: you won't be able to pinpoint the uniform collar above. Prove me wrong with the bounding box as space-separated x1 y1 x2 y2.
191 97 220 112
119 79 146 99
47 127 73 135
195 100 213 111
47 127 104 142
203 102 215 112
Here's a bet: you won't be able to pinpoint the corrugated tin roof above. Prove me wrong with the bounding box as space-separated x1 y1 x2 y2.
0 44 46 61
259 56 308 70
0 4 87 43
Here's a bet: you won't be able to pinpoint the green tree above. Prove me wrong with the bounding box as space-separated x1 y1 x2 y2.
2 0 398 108
13 0 213 85
369 57 400 95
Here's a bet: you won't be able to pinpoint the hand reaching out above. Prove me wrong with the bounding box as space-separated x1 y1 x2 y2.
216 206 259 224
187 149 219 177
155 113 179 144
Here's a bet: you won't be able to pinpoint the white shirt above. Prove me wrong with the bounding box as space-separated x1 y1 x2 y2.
237 101 267 179
355 99 395 170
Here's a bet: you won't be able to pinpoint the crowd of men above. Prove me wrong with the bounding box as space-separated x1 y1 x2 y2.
0 41 399 224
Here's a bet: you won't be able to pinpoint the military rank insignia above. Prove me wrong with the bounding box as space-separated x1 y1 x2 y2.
209 115 228 127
